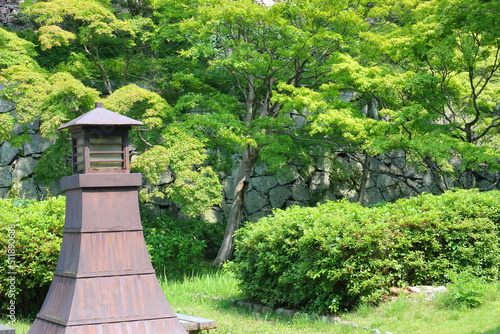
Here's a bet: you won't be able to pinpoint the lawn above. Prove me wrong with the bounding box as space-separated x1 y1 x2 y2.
164 271 500 334
7 271 500 334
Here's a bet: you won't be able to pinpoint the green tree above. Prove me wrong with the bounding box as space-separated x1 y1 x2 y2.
0 28 39 142
24 0 152 94
172 0 368 266
309 0 500 197
104 84 224 217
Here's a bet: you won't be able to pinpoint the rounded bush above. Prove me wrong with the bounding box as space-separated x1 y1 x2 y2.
143 214 224 277
0 197 65 317
230 189 500 313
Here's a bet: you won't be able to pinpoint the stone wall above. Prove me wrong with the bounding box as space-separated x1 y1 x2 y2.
0 0 23 26
216 151 443 223
0 96 498 223
0 91 57 199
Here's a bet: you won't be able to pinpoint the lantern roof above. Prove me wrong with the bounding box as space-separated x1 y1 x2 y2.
58 102 143 130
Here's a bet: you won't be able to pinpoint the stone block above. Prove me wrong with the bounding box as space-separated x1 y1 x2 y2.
16 178 39 199
291 180 311 201
0 166 12 187
252 163 268 176
244 190 269 214
269 185 291 208
202 208 224 223
376 174 397 189
276 165 299 185
38 179 62 198
154 169 174 185
0 324 15 333
316 156 335 172
310 171 330 191
251 176 278 195
23 134 53 155
365 186 384 205
12 157 36 180
382 184 401 203
291 113 307 127
0 98 16 114
223 177 235 200
0 142 19 166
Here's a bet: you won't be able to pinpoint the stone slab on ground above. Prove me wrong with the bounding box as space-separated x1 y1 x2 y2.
0 324 15 334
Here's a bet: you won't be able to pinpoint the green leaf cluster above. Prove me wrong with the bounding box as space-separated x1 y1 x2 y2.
0 28 38 70
437 270 489 309
1 67 99 139
131 127 223 217
0 197 65 317
143 214 224 277
230 189 500 313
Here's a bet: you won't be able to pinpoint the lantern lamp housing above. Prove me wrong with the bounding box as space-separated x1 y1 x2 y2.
58 102 143 174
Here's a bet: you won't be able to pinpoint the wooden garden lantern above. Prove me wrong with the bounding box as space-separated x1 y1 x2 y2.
63 102 139 174
27 103 187 334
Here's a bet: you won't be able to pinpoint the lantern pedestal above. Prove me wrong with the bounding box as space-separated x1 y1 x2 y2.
28 174 186 334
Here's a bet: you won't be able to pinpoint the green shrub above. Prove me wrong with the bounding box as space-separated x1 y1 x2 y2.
437 271 488 309
0 197 65 317
142 215 224 277
230 189 500 314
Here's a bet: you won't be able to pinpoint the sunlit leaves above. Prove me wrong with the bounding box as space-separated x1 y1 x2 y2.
1 66 99 139
28 0 134 49
132 128 223 217
0 114 15 143
0 28 38 70
105 84 173 129
37 25 77 50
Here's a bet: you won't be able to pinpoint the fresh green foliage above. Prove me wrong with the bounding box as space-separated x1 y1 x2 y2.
230 189 500 313
344 280 500 334
33 138 72 186
163 271 373 334
0 28 38 70
1 67 99 139
8 270 500 333
24 0 152 94
131 128 223 217
0 197 223 316
0 197 65 317
143 215 223 277
3 0 500 268
437 271 488 309
0 197 223 315
309 0 500 190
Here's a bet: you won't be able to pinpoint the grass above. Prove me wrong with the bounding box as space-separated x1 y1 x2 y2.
161 269 366 334
162 270 500 334
6 271 500 334
343 281 500 334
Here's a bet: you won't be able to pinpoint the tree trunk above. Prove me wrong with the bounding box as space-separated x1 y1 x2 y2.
212 145 260 267
357 153 371 205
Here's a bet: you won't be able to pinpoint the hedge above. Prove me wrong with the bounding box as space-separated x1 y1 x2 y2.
230 189 500 314
0 197 65 317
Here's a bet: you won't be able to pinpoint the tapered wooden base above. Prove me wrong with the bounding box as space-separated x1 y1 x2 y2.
30 317 186 334
28 174 186 334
